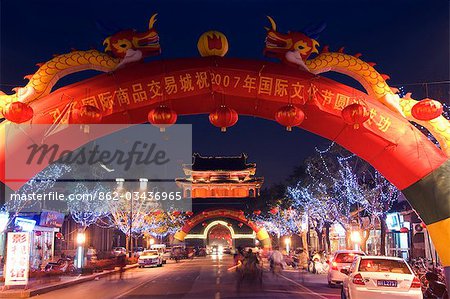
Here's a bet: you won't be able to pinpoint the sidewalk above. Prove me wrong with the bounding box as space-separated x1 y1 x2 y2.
0 264 138 298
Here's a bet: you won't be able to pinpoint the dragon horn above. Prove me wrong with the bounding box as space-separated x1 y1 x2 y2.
266 16 277 31
149 13 158 29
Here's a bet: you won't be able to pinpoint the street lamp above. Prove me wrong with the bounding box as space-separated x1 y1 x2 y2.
350 230 361 251
285 237 291 255
76 231 86 269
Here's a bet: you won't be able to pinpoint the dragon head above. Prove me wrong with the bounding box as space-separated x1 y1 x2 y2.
264 16 325 65
103 13 160 59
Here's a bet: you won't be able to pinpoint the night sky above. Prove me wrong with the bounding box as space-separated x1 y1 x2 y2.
1 0 449 186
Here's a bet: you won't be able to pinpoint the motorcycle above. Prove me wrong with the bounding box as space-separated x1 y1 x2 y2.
44 257 75 273
423 272 448 299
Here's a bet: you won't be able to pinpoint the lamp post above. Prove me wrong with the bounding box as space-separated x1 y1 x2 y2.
285 237 291 255
75 230 86 269
350 230 361 251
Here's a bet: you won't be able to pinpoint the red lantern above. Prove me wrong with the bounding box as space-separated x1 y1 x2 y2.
209 105 238 132
341 103 370 128
202 222 207 227
411 99 443 121
253 210 261 216
147 106 177 132
3 102 34 123
238 222 243 228
172 210 181 217
269 207 279 215
275 105 305 131
186 211 194 217
55 232 63 239
71 105 102 124
399 227 409 233
35 231 42 236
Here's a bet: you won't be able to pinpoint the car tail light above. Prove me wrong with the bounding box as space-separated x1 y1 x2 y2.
352 273 365 285
411 276 421 288
332 261 338 271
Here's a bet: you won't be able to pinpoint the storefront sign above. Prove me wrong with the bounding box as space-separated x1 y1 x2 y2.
14 217 36 232
39 210 65 228
5 232 30 286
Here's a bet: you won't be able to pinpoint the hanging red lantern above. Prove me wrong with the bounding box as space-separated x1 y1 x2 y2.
147 106 177 132
186 211 194 217
35 231 42 236
399 227 409 233
411 99 443 121
202 222 207 227
209 105 238 132
55 232 63 239
71 105 102 124
253 210 261 216
269 207 279 215
3 102 34 123
341 103 370 128
238 222 243 228
274 105 305 131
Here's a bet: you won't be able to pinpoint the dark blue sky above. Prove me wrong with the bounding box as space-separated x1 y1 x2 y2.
1 0 449 186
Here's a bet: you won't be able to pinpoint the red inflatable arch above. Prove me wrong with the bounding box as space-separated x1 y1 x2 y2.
173 208 271 248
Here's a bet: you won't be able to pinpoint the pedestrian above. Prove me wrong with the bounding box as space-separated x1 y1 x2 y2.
269 246 284 276
117 252 127 280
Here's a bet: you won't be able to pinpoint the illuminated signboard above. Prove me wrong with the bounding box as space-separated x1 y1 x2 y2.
5 232 30 286
386 213 401 231
0 212 9 232
14 217 36 232
39 210 65 228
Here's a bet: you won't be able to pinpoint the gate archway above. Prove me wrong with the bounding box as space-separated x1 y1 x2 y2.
0 15 449 283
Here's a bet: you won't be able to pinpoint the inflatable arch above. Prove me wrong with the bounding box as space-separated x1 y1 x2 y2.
173 208 271 248
0 14 449 284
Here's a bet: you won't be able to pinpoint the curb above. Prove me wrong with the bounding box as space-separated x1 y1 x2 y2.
0 264 138 298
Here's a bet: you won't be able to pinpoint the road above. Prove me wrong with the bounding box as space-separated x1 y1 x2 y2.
35 255 340 299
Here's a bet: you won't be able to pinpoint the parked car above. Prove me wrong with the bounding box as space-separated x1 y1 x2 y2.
341 256 422 299
138 250 163 268
327 250 365 287
151 244 167 264
112 247 126 256
133 247 145 257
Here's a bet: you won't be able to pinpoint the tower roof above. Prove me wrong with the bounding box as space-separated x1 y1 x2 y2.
189 153 255 171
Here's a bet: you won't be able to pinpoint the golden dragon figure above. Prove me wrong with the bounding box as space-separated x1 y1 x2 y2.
264 16 450 157
0 14 160 108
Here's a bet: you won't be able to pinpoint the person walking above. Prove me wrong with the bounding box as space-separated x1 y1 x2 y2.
117 252 127 280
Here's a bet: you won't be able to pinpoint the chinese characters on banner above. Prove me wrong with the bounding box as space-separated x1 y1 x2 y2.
47 68 392 135
5 232 30 286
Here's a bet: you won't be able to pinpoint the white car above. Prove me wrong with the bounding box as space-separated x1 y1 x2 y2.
328 250 366 287
138 250 163 268
341 256 423 299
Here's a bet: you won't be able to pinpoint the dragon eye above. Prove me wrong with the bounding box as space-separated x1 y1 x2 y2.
120 44 128 48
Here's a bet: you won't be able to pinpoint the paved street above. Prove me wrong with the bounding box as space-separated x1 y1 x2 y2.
35 256 340 299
